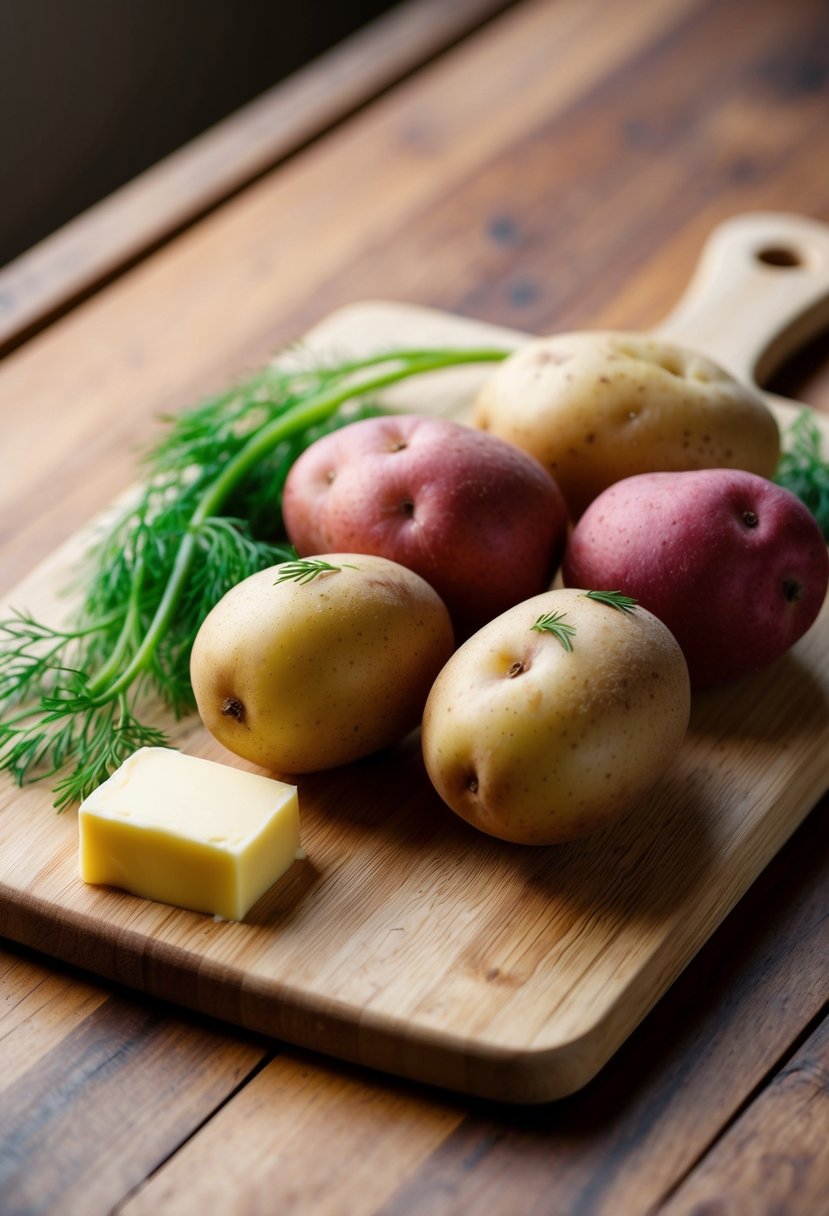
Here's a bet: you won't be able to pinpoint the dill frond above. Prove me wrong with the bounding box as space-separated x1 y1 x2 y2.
774 408 829 539
0 345 509 806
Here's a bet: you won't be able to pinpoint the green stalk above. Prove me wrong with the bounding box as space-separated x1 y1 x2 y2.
86 558 146 693
89 347 507 704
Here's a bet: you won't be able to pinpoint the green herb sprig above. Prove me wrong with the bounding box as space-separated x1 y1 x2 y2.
774 408 829 540
532 611 576 651
274 556 356 585
584 590 638 613
0 345 508 808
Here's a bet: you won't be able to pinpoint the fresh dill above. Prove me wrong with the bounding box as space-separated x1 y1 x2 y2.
584 590 638 613
274 556 357 585
0 345 509 808
531 611 576 652
774 408 829 540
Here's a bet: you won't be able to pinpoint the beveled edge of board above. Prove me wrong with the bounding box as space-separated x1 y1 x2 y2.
2 729 823 1109
0 882 659 1102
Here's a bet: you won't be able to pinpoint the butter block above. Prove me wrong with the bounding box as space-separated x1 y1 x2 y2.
78 747 300 920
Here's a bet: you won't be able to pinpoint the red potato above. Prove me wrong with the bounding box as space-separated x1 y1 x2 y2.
282 414 569 635
562 469 829 688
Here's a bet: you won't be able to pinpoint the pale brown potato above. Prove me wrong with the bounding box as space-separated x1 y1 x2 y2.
474 331 780 518
421 588 690 845
191 554 454 773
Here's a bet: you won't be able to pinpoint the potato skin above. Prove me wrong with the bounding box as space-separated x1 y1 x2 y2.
474 331 780 518
282 414 569 637
190 554 454 773
563 469 829 688
421 589 690 845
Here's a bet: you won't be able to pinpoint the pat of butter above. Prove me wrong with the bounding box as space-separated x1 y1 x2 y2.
78 747 300 921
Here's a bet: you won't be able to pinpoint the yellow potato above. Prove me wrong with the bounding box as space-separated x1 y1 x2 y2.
191 554 454 773
421 588 690 844
474 331 780 518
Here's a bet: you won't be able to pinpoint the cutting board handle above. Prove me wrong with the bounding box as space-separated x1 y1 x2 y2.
655 212 829 388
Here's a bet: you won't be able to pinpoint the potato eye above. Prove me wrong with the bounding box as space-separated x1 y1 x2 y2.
220 696 245 722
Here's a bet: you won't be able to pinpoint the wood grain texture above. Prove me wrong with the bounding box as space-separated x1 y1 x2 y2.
0 944 269 1216
0 0 707 595
1 272 827 1103
8 797 822 1216
122 1054 465 1216
2 0 829 597
1 0 829 1207
364 805 829 1216
660 1012 829 1216
0 0 513 354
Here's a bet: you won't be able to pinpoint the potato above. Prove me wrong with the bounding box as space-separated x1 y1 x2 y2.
474 331 780 518
563 468 829 688
282 414 568 637
421 588 690 844
190 553 454 773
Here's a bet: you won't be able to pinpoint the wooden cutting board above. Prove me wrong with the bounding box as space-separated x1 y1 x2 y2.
1 213 828 1104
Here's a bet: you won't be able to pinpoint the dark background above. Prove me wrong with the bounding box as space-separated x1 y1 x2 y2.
0 0 398 268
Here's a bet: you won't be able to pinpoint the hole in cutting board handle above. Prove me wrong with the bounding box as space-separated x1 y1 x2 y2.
755 245 803 268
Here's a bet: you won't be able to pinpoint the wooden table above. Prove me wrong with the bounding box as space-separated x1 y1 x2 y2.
1 0 828 1211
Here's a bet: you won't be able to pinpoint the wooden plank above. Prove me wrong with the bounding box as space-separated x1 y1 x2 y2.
0 0 821 1113
0 943 269 1216
0 0 733 597
361 805 829 1215
121 1054 465 1216
0 949 107 1087
0 0 826 1202
659 1012 829 1216
33 798 826 1216
0 0 513 354
2 0 828 594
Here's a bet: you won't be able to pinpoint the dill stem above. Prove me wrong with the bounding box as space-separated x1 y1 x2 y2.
87 559 146 694
88 347 507 705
